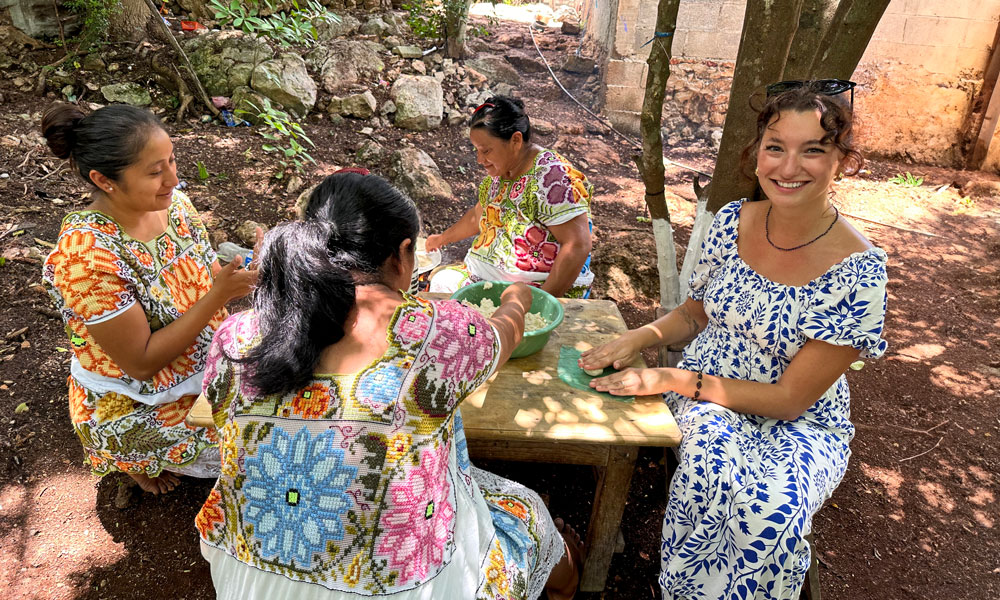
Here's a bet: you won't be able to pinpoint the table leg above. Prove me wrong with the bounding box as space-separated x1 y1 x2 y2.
579 444 638 592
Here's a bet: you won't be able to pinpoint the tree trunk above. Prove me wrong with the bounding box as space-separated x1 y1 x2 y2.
110 0 151 42
783 0 838 79
633 0 682 309
444 0 472 59
811 0 892 79
706 0 805 212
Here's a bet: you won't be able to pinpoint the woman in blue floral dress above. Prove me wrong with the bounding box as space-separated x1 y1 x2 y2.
580 82 888 599
196 173 582 600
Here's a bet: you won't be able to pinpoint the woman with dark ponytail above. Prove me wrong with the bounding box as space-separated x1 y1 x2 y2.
40 102 256 495
196 172 584 600
426 95 595 298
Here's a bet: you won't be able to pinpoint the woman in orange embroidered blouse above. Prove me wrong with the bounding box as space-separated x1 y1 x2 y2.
40 103 257 495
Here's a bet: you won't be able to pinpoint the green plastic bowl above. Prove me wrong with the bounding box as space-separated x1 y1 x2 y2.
450 281 564 358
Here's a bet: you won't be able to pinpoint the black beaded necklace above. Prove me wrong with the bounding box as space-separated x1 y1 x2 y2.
765 204 839 251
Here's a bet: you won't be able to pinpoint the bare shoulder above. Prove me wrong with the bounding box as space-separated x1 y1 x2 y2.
836 213 875 255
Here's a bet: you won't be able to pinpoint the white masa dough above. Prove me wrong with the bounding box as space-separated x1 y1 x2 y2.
462 298 548 331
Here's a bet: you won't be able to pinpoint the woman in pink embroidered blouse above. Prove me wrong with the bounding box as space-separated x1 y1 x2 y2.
196 173 583 599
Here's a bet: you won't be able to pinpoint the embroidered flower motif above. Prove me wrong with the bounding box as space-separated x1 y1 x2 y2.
472 204 504 250
129 244 155 268
485 540 509 593
377 444 454 584
453 410 471 472
510 177 527 200
235 533 252 562
160 255 210 313
48 229 131 321
95 392 134 423
514 225 558 273
496 497 528 520
220 421 240 478
344 553 362 587
175 213 192 238
291 383 329 419
386 432 412 462
68 378 94 424
356 365 405 413
167 441 194 464
160 236 177 262
89 216 120 237
242 427 356 567
488 504 534 567
155 395 197 427
395 310 431 346
426 302 494 387
196 489 225 537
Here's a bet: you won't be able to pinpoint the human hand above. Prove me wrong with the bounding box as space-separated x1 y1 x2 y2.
424 234 445 252
590 367 673 396
212 257 257 303
500 282 533 313
580 331 643 371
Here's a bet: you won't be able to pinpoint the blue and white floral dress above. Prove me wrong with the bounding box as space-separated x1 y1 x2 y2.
660 200 888 600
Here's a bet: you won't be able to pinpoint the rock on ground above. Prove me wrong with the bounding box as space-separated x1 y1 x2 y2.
100 82 151 106
391 76 443 131
250 53 317 117
307 40 385 94
390 147 453 202
183 31 274 97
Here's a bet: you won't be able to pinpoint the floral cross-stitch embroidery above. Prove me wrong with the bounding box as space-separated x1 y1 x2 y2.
377 443 454 584
242 427 357 567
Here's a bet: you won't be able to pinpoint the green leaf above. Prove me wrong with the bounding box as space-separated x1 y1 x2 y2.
14 402 28 414
234 17 243 27
196 161 210 181
262 144 277 152
55 346 69 352
849 360 865 371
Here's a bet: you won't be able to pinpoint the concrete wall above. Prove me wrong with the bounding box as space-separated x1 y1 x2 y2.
594 0 1000 170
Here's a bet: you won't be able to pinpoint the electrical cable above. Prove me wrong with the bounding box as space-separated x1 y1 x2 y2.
527 24 713 178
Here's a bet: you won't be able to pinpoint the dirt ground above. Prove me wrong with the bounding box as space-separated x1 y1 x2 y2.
1 12 999 600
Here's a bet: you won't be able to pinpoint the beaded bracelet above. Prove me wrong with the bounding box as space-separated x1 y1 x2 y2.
693 371 703 400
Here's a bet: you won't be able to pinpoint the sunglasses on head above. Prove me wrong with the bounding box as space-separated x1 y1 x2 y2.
765 79 857 106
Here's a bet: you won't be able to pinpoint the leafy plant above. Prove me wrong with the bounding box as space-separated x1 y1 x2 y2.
888 172 923 187
196 161 210 181
208 0 339 47
404 0 478 47
237 98 316 176
64 0 120 50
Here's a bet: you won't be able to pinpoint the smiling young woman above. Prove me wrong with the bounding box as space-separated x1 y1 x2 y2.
578 82 889 600
39 103 257 495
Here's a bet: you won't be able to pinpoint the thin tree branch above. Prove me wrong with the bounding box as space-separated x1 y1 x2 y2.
142 0 219 117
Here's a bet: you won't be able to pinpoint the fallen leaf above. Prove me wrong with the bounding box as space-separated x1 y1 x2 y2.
15 402 28 414
849 361 865 371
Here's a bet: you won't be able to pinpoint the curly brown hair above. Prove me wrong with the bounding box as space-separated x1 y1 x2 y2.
739 85 864 181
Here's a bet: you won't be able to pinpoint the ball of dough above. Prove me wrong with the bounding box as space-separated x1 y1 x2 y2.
584 367 603 377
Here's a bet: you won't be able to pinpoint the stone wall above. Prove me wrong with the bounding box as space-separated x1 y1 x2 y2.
593 0 1000 170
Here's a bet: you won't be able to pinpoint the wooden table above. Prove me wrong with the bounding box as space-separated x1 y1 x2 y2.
186 296 681 592
434 294 681 592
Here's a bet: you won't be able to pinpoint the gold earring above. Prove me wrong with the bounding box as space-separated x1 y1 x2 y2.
834 172 843 182
754 167 759 176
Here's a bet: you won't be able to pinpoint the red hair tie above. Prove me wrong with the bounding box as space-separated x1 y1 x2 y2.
333 167 370 176
473 102 495 113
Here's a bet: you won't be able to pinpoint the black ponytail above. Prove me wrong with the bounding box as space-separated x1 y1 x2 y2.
243 172 419 396
469 95 532 143
241 221 357 396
